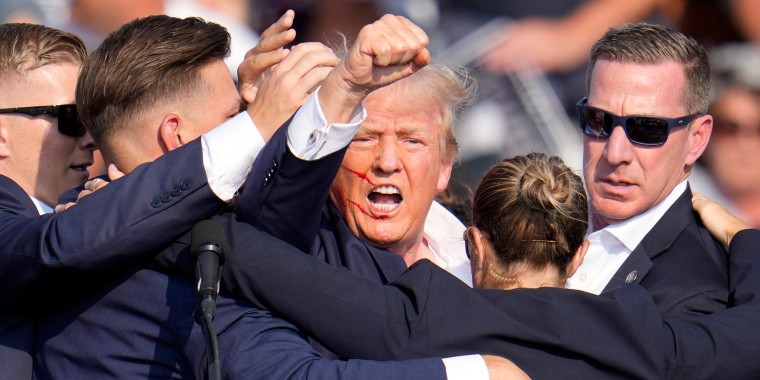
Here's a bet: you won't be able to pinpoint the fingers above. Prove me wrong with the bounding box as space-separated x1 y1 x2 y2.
316 15 430 124
54 202 76 213
84 177 108 192
107 163 125 181
54 175 115 213
254 10 296 54
246 42 338 141
691 192 751 251
237 10 298 102
270 42 338 89
338 14 430 93
358 14 429 68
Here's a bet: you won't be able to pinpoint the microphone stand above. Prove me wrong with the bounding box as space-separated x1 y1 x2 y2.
196 302 221 380
192 220 226 380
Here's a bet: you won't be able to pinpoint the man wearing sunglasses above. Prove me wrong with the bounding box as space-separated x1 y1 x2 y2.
565 22 727 319
0 22 279 378
0 20 359 378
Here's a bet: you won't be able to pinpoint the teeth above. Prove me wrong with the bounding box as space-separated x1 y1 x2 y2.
367 185 402 211
371 203 397 211
372 185 399 195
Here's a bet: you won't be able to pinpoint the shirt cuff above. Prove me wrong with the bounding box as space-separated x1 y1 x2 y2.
201 112 264 201
442 355 489 380
286 86 366 161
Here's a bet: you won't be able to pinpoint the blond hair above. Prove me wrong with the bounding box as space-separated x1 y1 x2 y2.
0 23 86 76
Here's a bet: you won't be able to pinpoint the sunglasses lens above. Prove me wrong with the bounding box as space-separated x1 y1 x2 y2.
626 117 668 145
58 105 86 137
579 107 610 137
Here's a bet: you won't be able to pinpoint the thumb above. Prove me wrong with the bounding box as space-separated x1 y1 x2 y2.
413 48 431 68
108 163 125 181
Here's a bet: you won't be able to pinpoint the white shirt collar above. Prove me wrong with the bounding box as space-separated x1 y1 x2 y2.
30 196 54 215
599 180 688 251
423 201 472 287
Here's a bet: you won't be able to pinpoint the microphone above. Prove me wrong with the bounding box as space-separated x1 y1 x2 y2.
191 220 226 319
191 219 227 380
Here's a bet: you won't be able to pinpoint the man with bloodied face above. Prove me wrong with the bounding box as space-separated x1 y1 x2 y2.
329 65 468 272
239 62 475 288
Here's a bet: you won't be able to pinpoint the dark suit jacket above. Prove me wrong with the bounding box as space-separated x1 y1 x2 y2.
34 213 447 380
34 127 446 379
602 186 729 317
220 224 760 379
230 124 742 377
0 139 223 379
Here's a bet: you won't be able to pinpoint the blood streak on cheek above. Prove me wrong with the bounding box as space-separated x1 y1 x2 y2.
348 200 389 220
342 167 378 187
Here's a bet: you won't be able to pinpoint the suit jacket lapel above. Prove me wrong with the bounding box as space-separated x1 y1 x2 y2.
603 187 694 292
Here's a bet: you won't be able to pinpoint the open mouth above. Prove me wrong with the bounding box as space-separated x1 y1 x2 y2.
367 185 403 211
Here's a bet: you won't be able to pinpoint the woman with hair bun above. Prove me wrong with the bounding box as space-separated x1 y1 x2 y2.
466 152 589 289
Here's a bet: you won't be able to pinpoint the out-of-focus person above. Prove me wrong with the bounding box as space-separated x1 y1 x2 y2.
59 0 258 80
0 0 45 23
700 43 760 227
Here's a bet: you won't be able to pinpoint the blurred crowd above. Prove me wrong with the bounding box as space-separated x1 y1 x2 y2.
4 1 760 378
3 0 760 227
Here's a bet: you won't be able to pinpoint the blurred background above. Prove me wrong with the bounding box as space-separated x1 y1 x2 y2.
4 0 760 227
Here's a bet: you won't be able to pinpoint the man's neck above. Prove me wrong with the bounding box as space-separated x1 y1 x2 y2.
389 236 436 267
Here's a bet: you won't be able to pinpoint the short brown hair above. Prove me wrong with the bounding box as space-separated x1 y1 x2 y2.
76 15 230 144
471 152 588 278
0 23 86 76
587 23 711 113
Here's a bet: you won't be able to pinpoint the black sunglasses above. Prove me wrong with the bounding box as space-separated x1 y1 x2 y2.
0 104 86 137
575 98 701 146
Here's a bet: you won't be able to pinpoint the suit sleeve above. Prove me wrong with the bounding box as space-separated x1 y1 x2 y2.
235 125 348 253
664 229 760 379
217 220 665 378
0 139 224 309
217 306 446 380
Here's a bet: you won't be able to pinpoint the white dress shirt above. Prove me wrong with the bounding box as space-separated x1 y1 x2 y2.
567 180 689 294
31 197 53 215
424 201 472 287
201 88 364 201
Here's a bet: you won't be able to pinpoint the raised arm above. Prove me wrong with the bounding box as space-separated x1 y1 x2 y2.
235 14 430 251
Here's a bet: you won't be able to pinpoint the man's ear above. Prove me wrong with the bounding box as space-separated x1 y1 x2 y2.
685 115 713 166
566 239 589 278
436 157 454 193
0 122 10 157
158 113 183 152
